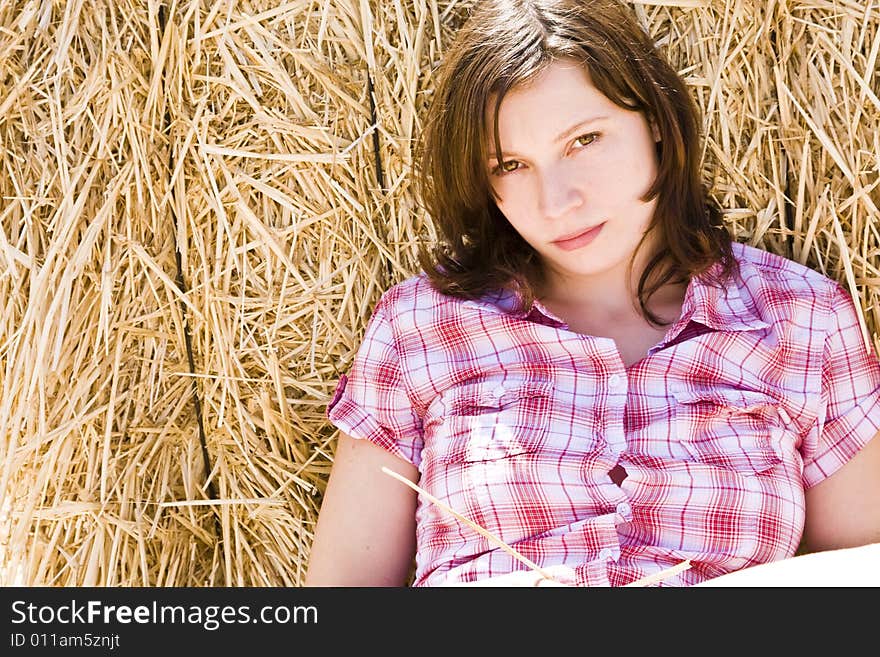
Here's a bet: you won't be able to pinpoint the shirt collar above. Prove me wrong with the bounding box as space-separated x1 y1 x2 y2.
470 247 770 335
673 254 770 334
468 286 569 329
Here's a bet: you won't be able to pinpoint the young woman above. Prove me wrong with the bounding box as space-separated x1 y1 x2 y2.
305 0 880 586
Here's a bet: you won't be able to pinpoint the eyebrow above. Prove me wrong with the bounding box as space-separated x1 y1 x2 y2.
488 116 608 160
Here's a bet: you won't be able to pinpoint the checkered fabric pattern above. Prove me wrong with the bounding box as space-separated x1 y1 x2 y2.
327 242 880 586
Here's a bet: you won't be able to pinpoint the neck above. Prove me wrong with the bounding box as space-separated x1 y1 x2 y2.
542 265 643 321
538 249 687 327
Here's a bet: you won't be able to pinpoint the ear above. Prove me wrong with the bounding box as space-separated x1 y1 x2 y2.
650 117 661 143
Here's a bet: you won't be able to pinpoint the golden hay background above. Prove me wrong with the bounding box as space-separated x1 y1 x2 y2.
0 0 877 586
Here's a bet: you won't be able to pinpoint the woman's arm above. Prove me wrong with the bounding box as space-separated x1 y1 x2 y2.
802 428 880 552
304 432 420 586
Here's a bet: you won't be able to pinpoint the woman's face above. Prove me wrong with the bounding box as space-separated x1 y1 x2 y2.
486 59 661 291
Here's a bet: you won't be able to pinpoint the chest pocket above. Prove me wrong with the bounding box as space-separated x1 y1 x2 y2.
672 387 783 473
435 380 553 463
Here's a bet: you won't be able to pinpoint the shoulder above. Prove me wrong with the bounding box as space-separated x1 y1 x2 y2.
372 273 478 332
376 273 456 313
732 241 836 293
731 242 843 316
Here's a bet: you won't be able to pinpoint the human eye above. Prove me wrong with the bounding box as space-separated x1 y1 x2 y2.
490 160 522 176
572 133 598 149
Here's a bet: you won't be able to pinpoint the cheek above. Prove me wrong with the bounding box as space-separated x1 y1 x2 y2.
494 202 538 243
491 182 526 219
601 149 658 199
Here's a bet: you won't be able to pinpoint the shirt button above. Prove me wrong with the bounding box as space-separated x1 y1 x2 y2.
616 502 632 516
608 374 622 389
598 548 614 561
492 386 506 399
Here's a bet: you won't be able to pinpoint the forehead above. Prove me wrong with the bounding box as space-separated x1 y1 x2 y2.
485 61 619 143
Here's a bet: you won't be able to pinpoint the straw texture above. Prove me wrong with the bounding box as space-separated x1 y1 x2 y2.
0 0 877 586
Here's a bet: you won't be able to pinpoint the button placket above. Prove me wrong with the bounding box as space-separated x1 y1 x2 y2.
605 371 628 453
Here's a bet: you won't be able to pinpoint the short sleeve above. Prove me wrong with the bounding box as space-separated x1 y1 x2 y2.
802 283 880 486
326 294 424 467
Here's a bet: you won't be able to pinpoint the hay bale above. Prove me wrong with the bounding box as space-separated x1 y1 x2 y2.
0 0 877 586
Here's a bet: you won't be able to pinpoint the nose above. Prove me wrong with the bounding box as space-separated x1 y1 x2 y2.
537 167 583 220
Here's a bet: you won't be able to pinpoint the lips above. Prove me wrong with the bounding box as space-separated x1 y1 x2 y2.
551 222 606 251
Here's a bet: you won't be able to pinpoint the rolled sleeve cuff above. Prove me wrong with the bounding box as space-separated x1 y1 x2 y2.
327 394 421 467
804 396 880 488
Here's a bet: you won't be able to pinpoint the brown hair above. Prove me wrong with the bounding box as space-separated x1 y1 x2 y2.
416 0 736 326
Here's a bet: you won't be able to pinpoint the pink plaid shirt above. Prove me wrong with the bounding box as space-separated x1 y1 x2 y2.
327 242 880 586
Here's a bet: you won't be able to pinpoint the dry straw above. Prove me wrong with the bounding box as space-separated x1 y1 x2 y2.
0 0 878 586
